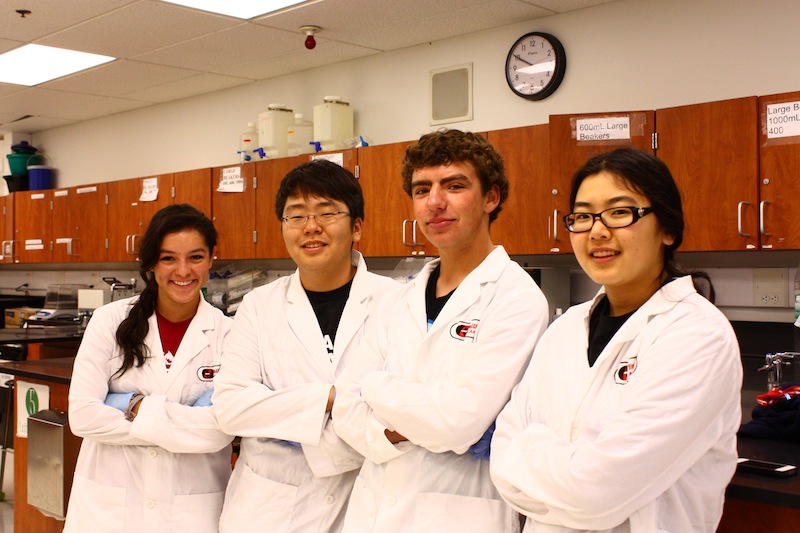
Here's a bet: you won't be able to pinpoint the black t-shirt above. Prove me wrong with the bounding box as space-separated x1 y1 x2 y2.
587 296 635 367
425 265 456 330
305 280 353 362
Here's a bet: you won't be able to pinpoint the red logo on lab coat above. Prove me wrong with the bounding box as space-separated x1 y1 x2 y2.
450 320 479 341
197 365 220 382
614 356 638 385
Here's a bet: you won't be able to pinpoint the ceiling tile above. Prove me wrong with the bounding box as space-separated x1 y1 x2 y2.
0 0 138 42
121 73 252 102
41 60 200 97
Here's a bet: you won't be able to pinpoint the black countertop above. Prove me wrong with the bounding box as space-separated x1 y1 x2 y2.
0 325 83 345
0 356 75 385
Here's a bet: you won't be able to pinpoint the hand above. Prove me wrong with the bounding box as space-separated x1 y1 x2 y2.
468 422 495 460
193 387 214 407
104 392 134 412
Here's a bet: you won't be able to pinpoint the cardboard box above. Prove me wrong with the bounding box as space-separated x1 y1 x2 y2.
5 306 40 328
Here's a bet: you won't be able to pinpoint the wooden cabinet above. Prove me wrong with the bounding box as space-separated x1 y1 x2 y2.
488 125 551 255
173 168 211 217
655 97 759 251
356 142 437 257
0 193 14 263
549 111 656 254
107 175 173 261
757 91 800 250
14 190 53 263
211 164 257 260
52 184 108 263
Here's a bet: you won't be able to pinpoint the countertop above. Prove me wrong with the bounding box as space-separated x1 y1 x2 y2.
0 356 75 385
0 325 83 346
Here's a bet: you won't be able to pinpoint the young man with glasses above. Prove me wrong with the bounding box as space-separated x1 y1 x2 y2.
213 159 398 533
333 130 550 532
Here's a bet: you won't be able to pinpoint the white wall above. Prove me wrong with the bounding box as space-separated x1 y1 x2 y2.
33 0 800 185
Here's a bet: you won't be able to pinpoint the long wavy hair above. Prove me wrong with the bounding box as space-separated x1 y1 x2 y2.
114 204 217 376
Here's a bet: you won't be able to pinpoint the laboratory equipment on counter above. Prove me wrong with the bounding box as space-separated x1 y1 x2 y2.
758 352 798 390
313 96 353 151
27 284 89 323
258 104 294 159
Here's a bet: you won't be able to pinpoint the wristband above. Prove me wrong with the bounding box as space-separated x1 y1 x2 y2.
125 393 145 421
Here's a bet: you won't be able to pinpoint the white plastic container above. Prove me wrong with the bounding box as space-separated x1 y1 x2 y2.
239 122 257 162
258 104 294 158
287 113 313 156
313 96 353 152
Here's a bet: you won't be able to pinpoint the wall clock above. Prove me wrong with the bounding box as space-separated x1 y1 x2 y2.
505 32 566 101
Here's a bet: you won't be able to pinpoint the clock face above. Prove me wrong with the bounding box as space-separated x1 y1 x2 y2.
505 32 566 101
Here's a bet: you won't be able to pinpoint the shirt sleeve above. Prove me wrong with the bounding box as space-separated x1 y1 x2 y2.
490 311 742 530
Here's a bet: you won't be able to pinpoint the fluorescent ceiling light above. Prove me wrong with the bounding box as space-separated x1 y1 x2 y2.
162 0 309 19
0 44 115 86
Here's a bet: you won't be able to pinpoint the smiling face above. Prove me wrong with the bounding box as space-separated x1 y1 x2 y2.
281 193 362 291
570 171 675 315
410 161 499 257
152 228 213 321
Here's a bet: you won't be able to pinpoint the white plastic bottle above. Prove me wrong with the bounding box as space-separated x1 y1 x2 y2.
287 113 313 156
239 122 257 163
258 104 294 159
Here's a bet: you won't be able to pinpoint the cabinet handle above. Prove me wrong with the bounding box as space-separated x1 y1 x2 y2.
402 219 420 246
67 238 80 257
736 201 751 237
125 234 132 254
128 234 141 255
552 209 559 242
1 240 13 259
759 201 771 237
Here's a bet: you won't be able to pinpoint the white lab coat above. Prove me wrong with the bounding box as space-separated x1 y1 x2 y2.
490 276 743 533
333 246 549 533
213 251 399 533
65 295 234 533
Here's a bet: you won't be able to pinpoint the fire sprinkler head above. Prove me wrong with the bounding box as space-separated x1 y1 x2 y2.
300 25 321 50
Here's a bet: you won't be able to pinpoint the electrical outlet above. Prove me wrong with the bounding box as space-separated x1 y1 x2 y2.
753 268 788 307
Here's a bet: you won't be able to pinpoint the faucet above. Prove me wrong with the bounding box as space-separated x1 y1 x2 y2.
758 352 797 390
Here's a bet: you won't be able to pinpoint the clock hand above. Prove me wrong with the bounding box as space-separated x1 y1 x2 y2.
514 54 533 66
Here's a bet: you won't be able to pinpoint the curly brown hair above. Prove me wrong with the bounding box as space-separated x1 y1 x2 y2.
401 129 509 222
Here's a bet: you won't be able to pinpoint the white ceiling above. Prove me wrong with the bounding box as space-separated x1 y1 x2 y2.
0 0 616 133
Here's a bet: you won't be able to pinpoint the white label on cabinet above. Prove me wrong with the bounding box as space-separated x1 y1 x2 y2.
77 186 97 194
575 117 631 141
25 244 44 250
56 238 70 244
140 177 159 202
312 153 344 167
54 190 69 197
24 239 42 245
31 193 45 200
766 101 800 139
217 167 244 193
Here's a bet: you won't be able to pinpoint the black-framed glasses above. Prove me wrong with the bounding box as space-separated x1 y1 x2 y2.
281 211 353 229
563 206 655 233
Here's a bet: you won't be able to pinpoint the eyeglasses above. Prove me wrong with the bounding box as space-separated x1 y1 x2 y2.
563 206 655 233
281 211 353 229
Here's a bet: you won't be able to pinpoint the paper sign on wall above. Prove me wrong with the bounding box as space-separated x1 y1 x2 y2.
139 177 159 202
217 167 245 193
575 117 631 142
16 380 50 438
766 101 800 139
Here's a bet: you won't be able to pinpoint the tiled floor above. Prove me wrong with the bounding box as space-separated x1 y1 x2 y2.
0 449 13 532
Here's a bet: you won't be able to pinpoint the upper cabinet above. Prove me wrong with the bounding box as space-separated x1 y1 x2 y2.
356 142 437 257
52 184 108 263
255 155 308 260
0 194 14 263
174 168 212 217
656 97 759 251
211 163 257 260
488 125 551 255
107 174 174 262
757 91 800 250
14 190 53 263
549 111 656 254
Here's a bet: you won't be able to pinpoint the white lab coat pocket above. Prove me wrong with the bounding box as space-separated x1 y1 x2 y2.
413 492 515 533
219 462 298 533
64 474 126 533
172 490 224 533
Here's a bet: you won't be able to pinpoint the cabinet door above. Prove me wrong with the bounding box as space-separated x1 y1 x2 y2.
52 184 108 263
758 91 800 250
549 111 656 254
357 142 419 257
656 97 759 251
136 174 174 246
174 168 211 218
255 156 307 259
107 178 142 262
488 125 550 255
0 194 14 263
211 164 257 260
14 190 52 263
